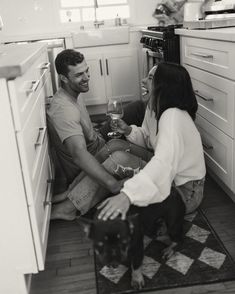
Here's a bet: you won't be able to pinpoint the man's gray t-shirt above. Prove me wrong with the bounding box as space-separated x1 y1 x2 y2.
47 88 105 183
48 88 98 145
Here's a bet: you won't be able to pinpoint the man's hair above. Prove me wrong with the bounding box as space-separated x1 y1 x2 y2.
55 49 84 77
151 62 198 122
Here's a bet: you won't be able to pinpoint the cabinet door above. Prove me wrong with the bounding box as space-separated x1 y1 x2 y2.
196 114 233 190
79 52 107 106
30 147 53 270
104 48 140 103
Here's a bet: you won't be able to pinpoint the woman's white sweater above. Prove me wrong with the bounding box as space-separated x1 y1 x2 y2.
121 107 206 206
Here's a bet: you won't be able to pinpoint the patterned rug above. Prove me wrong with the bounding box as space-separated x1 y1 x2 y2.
94 209 235 294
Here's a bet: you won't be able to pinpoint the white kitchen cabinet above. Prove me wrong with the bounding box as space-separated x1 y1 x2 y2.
196 114 233 189
78 48 140 107
0 43 54 294
177 29 235 198
79 52 107 105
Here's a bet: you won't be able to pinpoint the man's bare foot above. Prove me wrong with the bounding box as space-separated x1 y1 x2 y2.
52 191 68 204
50 199 77 221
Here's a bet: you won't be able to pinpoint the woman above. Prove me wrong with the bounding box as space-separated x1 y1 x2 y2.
98 62 206 221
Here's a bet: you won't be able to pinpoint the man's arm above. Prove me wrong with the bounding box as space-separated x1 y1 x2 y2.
64 135 121 193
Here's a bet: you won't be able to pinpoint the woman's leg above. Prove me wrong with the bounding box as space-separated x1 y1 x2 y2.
175 178 205 214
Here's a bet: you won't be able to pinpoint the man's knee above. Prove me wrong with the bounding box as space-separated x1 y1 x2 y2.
106 139 130 153
111 150 140 168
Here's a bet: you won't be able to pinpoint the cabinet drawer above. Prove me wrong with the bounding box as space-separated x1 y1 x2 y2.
196 114 233 190
29 147 53 270
181 37 235 80
16 84 47 202
8 50 50 130
185 64 235 138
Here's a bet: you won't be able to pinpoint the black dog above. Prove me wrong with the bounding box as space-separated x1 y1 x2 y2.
80 208 145 289
80 188 185 289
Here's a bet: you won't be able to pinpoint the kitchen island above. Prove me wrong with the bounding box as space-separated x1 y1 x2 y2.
176 27 235 201
0 43 54 294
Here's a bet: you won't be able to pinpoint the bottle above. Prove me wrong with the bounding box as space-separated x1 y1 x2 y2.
115 14 121 26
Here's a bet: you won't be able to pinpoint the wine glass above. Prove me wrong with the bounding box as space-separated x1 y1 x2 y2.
106 98 124 139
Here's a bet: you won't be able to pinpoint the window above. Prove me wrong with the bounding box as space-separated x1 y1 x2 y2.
59 0 130 24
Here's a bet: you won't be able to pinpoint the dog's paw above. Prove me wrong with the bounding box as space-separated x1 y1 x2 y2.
162 242 177 260
131 268 145 290
162 246 174 260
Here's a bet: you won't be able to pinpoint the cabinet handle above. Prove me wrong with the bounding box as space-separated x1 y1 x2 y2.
191 52 213 59
43 179 53 208
99 59 103 76
26 80 40 94
202 142 213 150
45 96 53 107
40 62 50 70
194 90 214 102
106 59 109 75
35 126 47 147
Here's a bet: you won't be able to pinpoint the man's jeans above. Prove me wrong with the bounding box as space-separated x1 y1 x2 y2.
67 140 151 215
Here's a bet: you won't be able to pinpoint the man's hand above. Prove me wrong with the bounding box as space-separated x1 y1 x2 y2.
97 192 131 220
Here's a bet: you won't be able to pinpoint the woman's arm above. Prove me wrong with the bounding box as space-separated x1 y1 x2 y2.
122 110 184 205
127 107 153 148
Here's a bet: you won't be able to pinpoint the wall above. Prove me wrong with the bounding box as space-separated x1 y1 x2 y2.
130 0 158 26
0 0 158 38
0 0 57 36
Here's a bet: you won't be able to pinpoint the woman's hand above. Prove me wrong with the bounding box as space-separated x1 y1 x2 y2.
111 119 132 136
97 192 131 220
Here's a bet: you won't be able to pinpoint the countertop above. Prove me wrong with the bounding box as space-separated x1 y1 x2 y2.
1 25 147 44
175 27 235 42
0 43 46 79
2 31 71 44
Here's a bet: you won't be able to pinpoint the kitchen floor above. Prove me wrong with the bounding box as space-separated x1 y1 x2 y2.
30 175 235 294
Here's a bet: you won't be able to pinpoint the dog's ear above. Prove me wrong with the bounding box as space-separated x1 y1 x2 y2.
79 217 94 238
127 213 138 234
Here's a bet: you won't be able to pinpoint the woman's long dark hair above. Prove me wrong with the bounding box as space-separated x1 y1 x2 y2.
150 62 198 123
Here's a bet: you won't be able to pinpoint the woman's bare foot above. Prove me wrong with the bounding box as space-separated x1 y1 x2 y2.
52 191 68 204
50 199 77 221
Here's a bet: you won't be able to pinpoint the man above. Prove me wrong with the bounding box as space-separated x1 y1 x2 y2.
47 49 148 220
